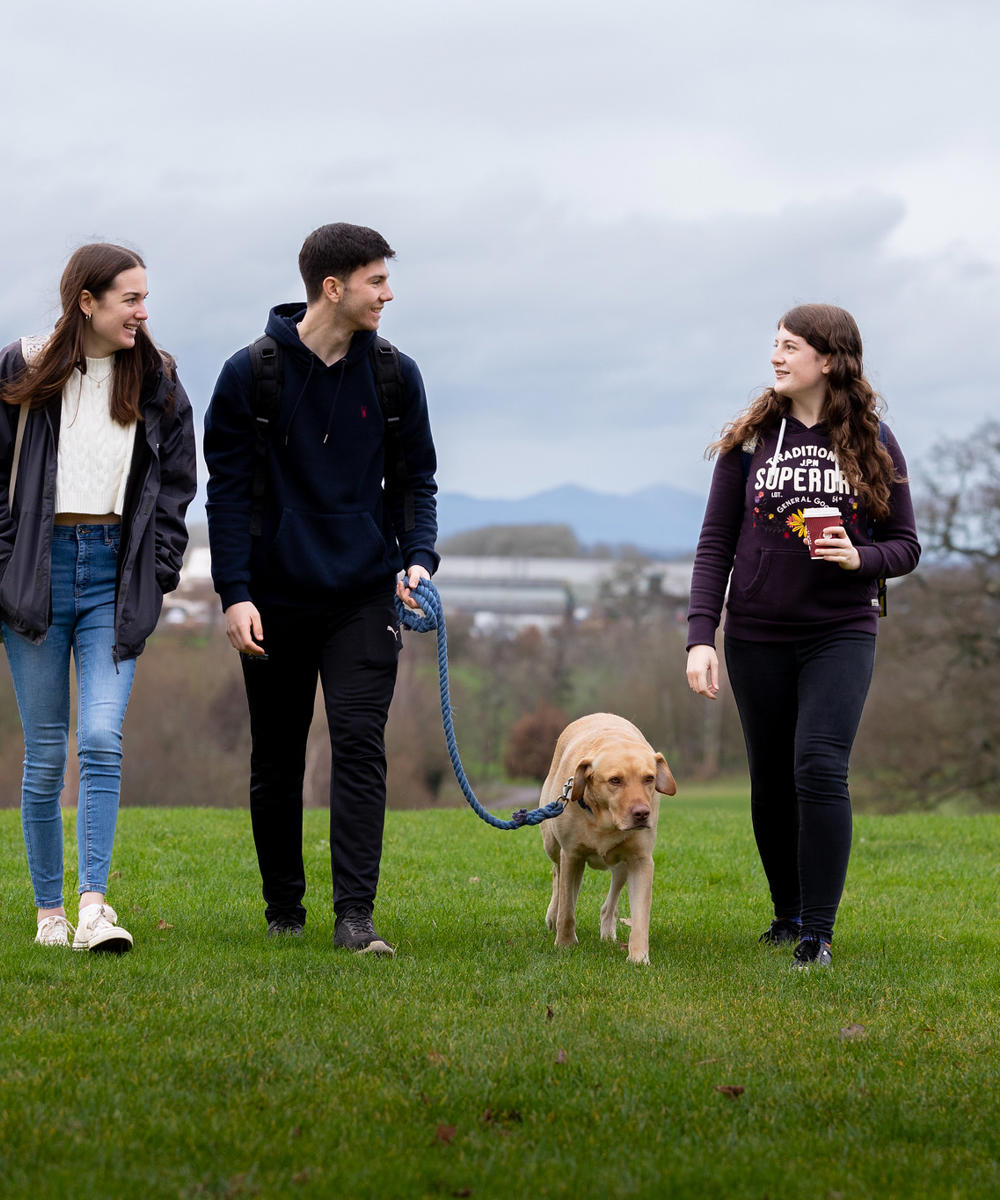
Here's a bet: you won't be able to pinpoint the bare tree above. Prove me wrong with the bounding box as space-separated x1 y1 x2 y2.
921 420 1000 566
852 421 1000 809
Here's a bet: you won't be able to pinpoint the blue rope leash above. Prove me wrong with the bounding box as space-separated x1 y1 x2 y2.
395 579 567 830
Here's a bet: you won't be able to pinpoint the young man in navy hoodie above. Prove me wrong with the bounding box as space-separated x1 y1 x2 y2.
204 223 439 953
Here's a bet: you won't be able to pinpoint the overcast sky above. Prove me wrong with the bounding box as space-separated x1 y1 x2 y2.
2 0 997 513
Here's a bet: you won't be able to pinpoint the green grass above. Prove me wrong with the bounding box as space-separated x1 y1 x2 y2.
1 788 999 1199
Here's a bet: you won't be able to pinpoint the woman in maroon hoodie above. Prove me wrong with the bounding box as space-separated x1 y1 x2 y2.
686 304 920 968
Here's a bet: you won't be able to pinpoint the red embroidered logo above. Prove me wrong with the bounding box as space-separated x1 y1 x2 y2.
361 406 367 418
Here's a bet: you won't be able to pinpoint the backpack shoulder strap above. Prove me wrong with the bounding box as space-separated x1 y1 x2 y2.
248 335 283 537
740 435 758 482
872 420 888 617
370 336 415 533
370 336 404 414
249 334 283 422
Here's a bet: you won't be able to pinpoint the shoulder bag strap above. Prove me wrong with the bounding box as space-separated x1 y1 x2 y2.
7 404 26 511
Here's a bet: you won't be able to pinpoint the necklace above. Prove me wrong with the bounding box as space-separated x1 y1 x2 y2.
84 358 114 388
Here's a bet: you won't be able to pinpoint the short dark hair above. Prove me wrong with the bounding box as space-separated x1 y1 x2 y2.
298 223 395 303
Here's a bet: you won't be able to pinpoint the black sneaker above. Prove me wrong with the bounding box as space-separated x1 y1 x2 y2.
266 917 304 938
759 917 802 946
334 908 395 956
792 935 833 969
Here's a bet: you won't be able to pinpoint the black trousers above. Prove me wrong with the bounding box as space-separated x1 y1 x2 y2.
240 589 400 925
724 632 876 941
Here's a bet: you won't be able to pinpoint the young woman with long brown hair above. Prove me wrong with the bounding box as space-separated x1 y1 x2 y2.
686 303 920 968
0 243 197 951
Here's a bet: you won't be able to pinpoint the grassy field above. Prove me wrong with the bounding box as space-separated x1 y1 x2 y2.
1 787 998 1199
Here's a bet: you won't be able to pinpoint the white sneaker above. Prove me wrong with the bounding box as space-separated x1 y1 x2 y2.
72 903 133 954
35 914 74 947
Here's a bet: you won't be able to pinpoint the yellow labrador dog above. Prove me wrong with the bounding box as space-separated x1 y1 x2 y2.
541 713 676 964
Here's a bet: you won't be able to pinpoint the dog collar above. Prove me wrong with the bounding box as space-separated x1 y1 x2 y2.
559 775 592 815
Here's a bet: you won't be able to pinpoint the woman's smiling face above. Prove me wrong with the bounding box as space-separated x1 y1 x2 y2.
770 325 830 407
81 266 148 357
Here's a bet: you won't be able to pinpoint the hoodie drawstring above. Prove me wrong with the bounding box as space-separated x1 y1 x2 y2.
282 355 318 446
769 416 787 469
320 358 347 445
763 416 787 489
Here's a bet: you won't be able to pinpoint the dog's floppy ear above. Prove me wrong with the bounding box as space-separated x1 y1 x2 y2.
571 759 592 804
654 753 677 796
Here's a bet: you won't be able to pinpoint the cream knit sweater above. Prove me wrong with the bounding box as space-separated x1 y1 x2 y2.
55 358 137 515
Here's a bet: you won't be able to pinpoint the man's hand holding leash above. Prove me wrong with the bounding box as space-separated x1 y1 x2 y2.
397 564 430 610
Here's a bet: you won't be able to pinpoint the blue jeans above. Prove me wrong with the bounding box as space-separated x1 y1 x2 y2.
2 525 136 908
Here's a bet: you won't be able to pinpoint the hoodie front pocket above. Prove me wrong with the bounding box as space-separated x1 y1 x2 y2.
741 548 802 604
270 509 393 591
736 546 874 620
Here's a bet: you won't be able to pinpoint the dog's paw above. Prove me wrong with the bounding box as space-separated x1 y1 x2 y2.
627 949 650 965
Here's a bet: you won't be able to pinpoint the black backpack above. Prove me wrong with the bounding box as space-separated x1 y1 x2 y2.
247 334 415 537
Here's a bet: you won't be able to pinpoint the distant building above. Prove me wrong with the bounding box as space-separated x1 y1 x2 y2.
434 555 693 634
161 545 217 628
164 547 695 635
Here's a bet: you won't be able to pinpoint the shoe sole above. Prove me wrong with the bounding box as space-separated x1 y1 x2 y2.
359 939 394 956
73 930 133 953
336 938 395 956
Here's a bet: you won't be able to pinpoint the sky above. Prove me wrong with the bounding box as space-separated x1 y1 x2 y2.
2 0 998 514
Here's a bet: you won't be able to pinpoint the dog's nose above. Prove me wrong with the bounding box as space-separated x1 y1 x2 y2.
631 804 650 824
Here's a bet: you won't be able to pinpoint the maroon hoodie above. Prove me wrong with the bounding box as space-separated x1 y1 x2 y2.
687 417 920 647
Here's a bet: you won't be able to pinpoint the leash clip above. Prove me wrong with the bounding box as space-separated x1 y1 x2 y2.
558 775 591 814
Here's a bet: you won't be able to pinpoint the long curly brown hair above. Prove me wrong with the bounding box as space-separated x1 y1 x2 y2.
709 303 902 521
1 243 174 424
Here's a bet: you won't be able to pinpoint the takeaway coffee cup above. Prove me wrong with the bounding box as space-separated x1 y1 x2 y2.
802 507 842 558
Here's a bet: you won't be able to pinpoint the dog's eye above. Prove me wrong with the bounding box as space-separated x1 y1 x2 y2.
644 775 655 784
608 776 622 786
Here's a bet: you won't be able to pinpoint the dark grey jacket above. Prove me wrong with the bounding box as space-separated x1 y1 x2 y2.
0 338 197 661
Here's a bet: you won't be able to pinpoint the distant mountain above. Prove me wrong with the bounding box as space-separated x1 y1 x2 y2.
437 484 707 557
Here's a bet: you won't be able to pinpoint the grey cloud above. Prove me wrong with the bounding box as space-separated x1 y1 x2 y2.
1 0 997 506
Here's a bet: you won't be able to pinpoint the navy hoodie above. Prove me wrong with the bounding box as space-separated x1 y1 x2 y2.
204 304 438 610
687 417 920 647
